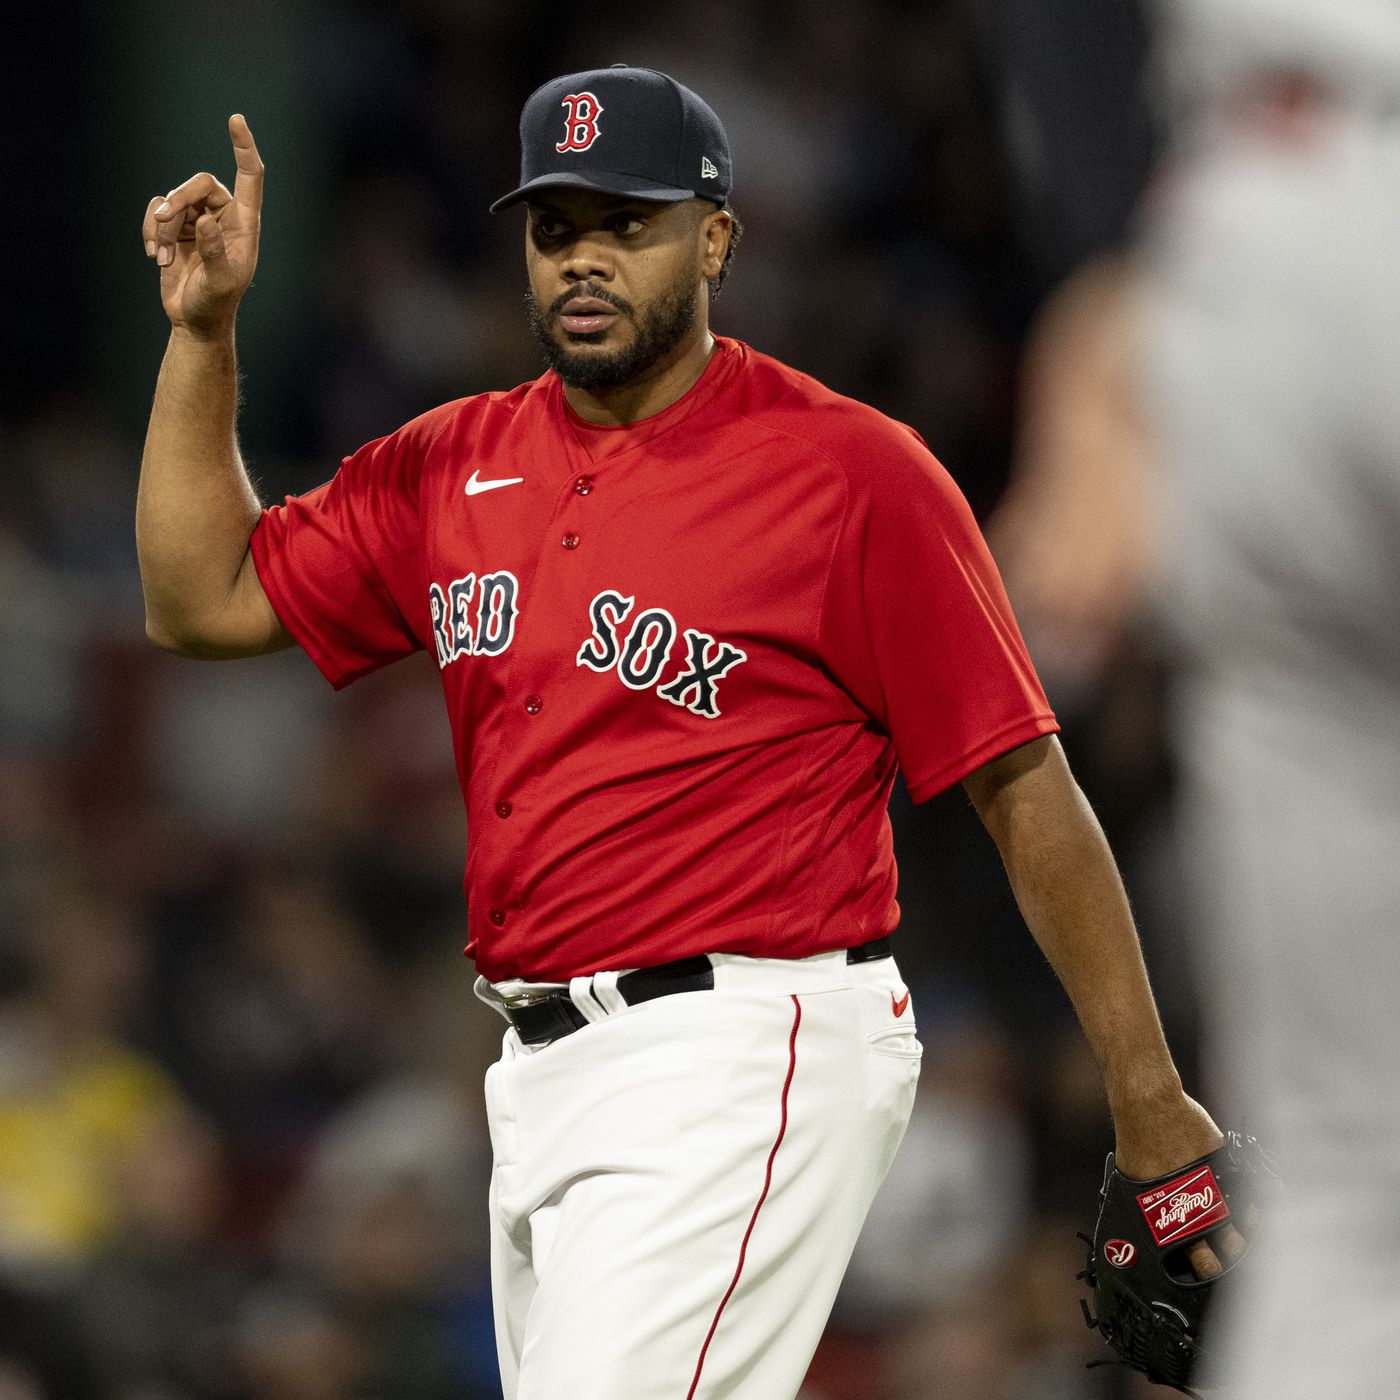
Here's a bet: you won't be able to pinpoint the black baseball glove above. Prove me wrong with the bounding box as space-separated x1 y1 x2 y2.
1078 1131 1277 1396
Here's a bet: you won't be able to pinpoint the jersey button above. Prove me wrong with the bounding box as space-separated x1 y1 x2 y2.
561 531 580 549
488 908 506 926
495 800 513 819
524 694 543 715
573 475 594 496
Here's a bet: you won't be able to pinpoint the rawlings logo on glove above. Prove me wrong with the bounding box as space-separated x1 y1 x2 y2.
1103 1238 1137 1268
1137 1165 1231 1246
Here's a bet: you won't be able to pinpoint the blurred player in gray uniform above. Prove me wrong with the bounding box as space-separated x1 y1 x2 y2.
995 1 1400 1393
1141 2 1400 1392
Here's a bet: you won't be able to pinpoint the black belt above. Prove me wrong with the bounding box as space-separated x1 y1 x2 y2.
505 936 892 1046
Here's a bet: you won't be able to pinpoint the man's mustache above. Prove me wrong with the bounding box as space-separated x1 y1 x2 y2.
547 283 635 321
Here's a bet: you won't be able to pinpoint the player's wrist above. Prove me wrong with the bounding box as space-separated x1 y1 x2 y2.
1111 1089 1222 1181
1106 1070 1186 1151
170 319 237 348
1100 1046 1182 1123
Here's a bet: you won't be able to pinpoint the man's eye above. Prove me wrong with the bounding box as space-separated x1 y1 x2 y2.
610 217 645 235
534 218 567 239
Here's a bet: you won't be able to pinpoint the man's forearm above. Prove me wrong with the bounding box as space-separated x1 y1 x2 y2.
991 759 1177 1106
137 326 264 652
964 738 1218 1176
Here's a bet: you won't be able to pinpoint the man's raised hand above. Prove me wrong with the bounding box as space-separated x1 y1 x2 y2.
143 114 264 336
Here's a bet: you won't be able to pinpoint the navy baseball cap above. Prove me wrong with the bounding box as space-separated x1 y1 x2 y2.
490 65 732 213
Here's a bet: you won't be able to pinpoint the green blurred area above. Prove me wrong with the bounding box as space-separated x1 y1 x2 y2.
91 0 328 453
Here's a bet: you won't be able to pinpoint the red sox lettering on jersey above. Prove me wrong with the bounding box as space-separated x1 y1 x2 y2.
575 590 748 718
430 575 748 718
556 93 604 152
429 571 521 664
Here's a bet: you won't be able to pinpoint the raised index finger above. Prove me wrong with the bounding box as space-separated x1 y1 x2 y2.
228 113 264 212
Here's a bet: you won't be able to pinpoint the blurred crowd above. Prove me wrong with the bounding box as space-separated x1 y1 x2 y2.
2 2 1207 1398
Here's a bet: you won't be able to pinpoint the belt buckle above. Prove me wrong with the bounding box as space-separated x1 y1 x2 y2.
494 978 566 1009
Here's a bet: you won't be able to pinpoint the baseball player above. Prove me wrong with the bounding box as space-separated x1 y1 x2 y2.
1142 2 1400 1393
136 66 1226 1400
993 3 1400 1393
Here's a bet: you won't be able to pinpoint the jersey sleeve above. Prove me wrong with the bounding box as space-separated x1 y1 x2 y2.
820 427 1058 802
250 420 434 690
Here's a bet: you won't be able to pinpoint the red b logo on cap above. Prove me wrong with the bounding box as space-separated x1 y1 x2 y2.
557 92 604 152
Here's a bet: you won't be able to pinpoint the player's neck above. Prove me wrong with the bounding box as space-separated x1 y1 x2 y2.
562 329 717 427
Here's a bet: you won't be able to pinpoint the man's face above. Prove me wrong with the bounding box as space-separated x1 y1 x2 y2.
523 190 725 391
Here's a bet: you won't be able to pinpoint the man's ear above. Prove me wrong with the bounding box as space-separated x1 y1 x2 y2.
700 206 732 281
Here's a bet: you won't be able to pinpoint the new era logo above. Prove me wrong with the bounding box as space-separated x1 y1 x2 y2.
701 156 719 180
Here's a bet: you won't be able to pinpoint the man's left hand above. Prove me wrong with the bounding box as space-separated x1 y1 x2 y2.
1112 1089 1248 1278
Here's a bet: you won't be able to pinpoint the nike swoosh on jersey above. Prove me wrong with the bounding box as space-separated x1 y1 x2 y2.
892 990 911 1018
465 470 525 496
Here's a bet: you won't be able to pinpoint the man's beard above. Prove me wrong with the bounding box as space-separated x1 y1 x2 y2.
526 273 699 391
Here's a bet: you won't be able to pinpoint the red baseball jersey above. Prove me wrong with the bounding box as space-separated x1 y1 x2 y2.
251 337 1057 981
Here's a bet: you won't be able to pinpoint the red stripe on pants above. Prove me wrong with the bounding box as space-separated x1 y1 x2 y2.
685 994 803 1399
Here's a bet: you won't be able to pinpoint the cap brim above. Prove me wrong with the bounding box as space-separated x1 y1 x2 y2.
489 169 699 213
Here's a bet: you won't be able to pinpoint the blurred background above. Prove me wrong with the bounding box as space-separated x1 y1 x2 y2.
2 0 1368 1396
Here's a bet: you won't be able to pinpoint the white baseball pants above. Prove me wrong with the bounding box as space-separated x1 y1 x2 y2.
477 949 921 1400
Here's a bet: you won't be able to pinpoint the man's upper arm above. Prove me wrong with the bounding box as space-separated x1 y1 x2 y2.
144 542 292 659
230 546 294 655
154 547 293 659
243 413 441 688
818 417 1057 802
961 733 1066 846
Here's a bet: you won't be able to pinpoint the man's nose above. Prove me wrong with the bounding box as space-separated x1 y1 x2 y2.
561 237 614 282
